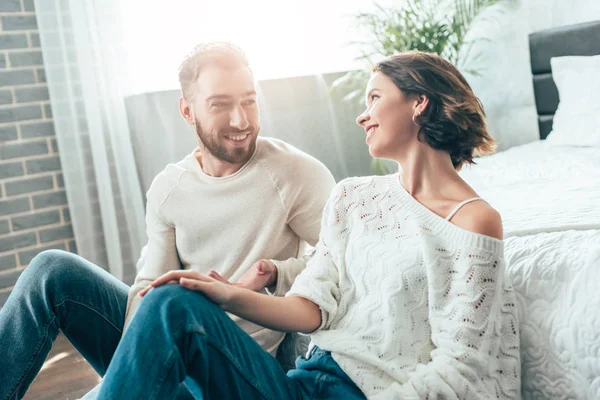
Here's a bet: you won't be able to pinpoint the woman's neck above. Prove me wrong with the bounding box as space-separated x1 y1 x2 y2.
395 143 459 200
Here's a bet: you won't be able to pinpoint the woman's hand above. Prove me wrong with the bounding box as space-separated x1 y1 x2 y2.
140 269 321 333
139 270 240 306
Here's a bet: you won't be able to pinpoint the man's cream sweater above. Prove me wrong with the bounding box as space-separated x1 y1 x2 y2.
126 137 335 354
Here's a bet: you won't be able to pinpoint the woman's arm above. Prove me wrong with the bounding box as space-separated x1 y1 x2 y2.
378 209 519 399
225 288 322 334
141 269 322 334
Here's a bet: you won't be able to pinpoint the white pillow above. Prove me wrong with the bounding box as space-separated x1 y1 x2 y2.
546 55 600 147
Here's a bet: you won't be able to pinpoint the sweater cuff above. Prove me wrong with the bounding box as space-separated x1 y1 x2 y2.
265 257 305 297
284 290 330 334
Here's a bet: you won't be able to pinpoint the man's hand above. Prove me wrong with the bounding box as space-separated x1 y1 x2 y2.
208 259 278 292
138 270 239 306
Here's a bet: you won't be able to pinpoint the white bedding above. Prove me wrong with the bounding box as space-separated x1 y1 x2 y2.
461 140 600 187
460 141 600 399
505 230 600 399
460 140 600 236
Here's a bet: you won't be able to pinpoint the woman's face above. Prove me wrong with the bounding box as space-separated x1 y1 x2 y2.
356 71 421 160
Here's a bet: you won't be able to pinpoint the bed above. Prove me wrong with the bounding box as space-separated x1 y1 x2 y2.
459 20 600 400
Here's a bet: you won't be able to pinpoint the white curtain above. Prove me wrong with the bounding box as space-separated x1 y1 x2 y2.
35 0 146 283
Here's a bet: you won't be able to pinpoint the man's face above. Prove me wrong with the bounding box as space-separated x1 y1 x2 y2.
191 64 260 165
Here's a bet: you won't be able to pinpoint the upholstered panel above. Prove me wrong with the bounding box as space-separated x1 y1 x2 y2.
532 73 559 115
530 20 600 74
528 20 600 139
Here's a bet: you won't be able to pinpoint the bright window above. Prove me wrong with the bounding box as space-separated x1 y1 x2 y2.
119 0 403 94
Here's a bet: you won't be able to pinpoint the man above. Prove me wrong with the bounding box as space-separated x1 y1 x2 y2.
0 42 335 399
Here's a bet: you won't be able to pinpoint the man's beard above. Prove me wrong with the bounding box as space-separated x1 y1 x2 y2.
195 121 258 165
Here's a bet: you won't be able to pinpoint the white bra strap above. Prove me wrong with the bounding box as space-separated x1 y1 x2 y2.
445 197 484 221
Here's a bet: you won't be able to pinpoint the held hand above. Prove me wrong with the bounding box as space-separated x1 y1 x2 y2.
139 270 214 296
178 274 239 306
139 270 237 306
138 269 193 297
139 259 278 298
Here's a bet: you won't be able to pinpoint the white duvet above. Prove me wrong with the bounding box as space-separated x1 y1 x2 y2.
460 140 600 237
505 230 600 399
460 140 600 399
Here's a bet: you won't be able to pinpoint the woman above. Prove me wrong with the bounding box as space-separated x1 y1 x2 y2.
97 52 521 399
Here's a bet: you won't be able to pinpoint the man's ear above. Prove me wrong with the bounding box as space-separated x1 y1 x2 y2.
179 96 195 126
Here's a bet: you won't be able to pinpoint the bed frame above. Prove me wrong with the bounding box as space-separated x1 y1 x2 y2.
529 20 600 139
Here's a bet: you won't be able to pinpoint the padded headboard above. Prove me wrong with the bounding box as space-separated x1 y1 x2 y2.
529 20 600 139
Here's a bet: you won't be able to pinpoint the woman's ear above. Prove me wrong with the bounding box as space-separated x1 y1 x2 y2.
414 94 429 115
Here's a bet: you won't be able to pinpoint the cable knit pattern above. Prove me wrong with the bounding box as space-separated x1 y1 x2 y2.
287 175 521 399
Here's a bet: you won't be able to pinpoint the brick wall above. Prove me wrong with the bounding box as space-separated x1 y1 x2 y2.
0 0 76 307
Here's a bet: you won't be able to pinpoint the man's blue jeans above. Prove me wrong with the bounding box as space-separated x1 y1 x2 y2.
0 250 197 400
97 285 366 399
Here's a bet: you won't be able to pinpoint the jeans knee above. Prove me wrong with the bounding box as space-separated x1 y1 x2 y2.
19 250 98 296
26 250 79 281
6 250 80 307
138 285 215 327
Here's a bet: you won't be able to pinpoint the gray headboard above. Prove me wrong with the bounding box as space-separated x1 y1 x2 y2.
529 20 600 139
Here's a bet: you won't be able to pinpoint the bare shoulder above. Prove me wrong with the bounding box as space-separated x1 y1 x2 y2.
452 200 503 240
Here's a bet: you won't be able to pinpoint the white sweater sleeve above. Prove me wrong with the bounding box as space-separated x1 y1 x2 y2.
265 145 336 297
285 186 343 331
267 243 315 296
376 246 507 400
124 171 183 328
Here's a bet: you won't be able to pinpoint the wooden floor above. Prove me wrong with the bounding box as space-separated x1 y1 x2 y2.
24 334 100 400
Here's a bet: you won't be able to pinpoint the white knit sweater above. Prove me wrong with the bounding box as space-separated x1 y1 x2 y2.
287 175 521 399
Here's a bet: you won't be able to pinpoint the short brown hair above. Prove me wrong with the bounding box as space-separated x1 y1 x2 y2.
178 42 250 101
373 51 495 170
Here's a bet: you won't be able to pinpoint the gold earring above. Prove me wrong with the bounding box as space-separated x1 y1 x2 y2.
412 113 420 125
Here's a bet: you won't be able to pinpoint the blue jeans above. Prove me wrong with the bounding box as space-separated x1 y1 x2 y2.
0 250 196 400
98 285 365 400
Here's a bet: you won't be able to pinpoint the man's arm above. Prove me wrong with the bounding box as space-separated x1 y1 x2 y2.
268 158 336 296
148 182 345 333
124 174 182 329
